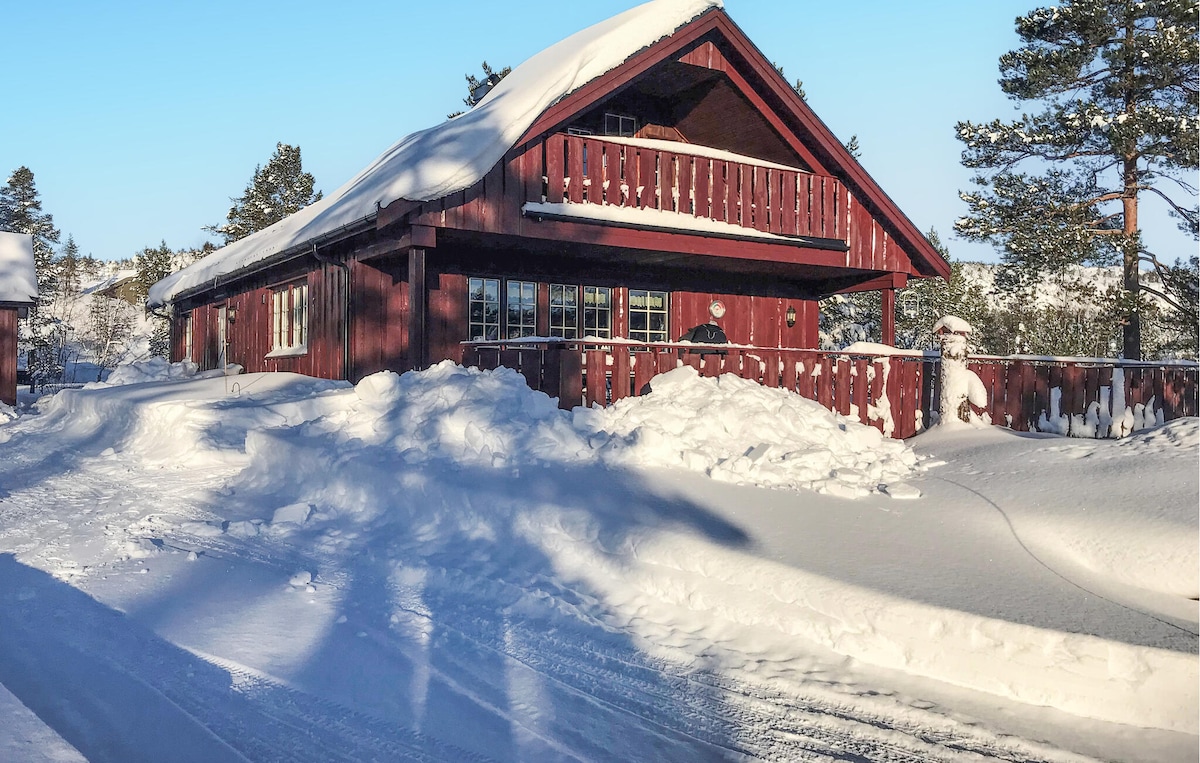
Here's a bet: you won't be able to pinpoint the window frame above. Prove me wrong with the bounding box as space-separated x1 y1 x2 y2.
582 285 612 340
548 283 580 339
266 280 309 357
603 112 638 137
505 280 538 339
467 277 501 341
627 288 669 343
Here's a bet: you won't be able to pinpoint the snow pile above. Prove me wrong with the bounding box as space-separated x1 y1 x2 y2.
577 366 922 497
336 363 591 466
0 230 37 304
322 363 922 497
149 0 722 308
0 401 16 423
95 358 200 387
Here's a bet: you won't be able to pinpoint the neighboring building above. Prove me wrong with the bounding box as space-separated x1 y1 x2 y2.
0 231 37 406
84 270 141 306
150 0 948 393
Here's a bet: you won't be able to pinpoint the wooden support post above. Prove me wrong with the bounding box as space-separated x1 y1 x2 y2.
881 287 896 347
408 248 427 372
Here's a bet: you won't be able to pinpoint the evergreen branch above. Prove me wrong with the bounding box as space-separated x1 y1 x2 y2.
1140 184 1200 228
1137 281 1194 316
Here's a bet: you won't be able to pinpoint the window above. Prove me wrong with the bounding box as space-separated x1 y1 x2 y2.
549 284 579 339
604 112 637 137
468 277 500 341
270 281 308 353
582 286 612 339
627 289 668 343
567 126 594 136
183 312 193 361
506 280 537 338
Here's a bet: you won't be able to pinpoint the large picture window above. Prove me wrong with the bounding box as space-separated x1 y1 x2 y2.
627 289 668 343
582 286 612 339
506 280 537 339
549 284 579 339
468 277 500 341
270 281 308 353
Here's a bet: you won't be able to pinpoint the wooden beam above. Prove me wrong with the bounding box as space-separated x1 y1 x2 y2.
408 248 427 371
881 288 896 347
519 215 849 268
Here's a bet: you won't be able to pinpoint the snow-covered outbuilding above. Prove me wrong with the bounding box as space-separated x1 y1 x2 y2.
0 231 37 406
150 0 949 393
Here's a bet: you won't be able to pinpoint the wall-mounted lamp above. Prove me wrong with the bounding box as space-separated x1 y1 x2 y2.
227 306 237 324
785 305 797 328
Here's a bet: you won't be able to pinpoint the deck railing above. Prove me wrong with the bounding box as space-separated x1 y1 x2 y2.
461 339 1198 439
540 134 848 240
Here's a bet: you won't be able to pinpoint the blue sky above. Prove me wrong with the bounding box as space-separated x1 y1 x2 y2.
1 0 1137 265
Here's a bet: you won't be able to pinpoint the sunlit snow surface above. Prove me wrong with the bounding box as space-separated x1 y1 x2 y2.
0 363 1196 763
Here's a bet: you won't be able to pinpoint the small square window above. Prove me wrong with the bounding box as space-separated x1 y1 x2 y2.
604 113 637 137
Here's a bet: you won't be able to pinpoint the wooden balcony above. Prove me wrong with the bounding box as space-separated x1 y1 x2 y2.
539 133 852 244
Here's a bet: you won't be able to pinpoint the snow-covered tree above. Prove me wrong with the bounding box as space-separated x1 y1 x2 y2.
955 0 1199 360
448 61 512 119
0 167 66 383
896 231 994 351
134 240 210 357
205 143 322 245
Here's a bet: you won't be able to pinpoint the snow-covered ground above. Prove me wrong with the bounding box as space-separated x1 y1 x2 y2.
0 363 1195 762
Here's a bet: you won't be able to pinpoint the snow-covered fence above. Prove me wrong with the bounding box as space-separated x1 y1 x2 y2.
464 340 935 439
964 355 1196 437
464 339 1197 440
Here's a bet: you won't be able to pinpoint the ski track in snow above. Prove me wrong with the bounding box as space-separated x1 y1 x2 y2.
0 442 1100 763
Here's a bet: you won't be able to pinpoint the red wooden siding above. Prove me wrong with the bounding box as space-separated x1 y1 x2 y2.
350 258 409 379
1 308 17 406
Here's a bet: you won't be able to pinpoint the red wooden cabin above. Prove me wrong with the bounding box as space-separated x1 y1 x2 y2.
0 231 37 407
151 1 949 402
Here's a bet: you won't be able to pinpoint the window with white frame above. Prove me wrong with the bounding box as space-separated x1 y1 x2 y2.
627 289 668 343
582 286 612 339
549 284 579 339
271 281 308 352
604 112 637 137
183 312 193 361
468 277 500 341
506 280 537 339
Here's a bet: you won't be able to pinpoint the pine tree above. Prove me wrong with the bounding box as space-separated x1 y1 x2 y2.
895 230 994 351
448 61 512 119
955 0 1198 359
0 167 66 384
205 143 322 245
843 135 861 160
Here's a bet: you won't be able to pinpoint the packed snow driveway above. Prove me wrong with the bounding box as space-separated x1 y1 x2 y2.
0 364 1195 762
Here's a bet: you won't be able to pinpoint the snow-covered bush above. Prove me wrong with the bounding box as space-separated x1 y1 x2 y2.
935 316 988 427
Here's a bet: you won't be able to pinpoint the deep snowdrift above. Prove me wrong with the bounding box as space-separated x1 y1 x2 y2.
0 363 1196 762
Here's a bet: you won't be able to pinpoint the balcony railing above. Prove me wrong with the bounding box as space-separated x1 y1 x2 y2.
540 134 848 241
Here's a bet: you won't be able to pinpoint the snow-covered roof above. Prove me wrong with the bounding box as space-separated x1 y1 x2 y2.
0 231 37 305
149 0 723 309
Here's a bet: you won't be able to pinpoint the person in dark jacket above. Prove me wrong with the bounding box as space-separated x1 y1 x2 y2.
679 300 729 355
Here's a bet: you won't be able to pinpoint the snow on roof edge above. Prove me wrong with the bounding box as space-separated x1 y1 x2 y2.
149 0 724 309
0 231 38 305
